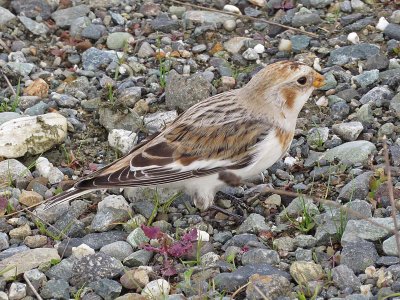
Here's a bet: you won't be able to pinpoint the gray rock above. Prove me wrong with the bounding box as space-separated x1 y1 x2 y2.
242 249 280 265
309 0 334 7
383 235 400 256
340 0 352 12
151 15 180 33
6 62 35 76
390 93 400 114
9 282 27 300
81 24 106 40
143 110 178 134
307 127 329 148
46 257 75 281
331 101 350 119
0 245 29 260
0 112 22 126
116 87 142 107
88 279 122 300
332 265 361 290
165 70 214 111
223 37 251 54
242 48 259 61
91 207 130 232
380 68 400 82
290 261 324 284
0 232 9 251
40 279 69 299
332 122 363 142
280 196 319 219
51 93 79 108
319 141 376 165
69 16 91 37
24 269 46 296
100 241 133 261
353 70 379 88
294 235 317 248
126 228 149 249
11 0 56 19
123 249 153 267
341 217 397 244
344 17 374 32
215 264 290 293
273 236 296 252
70 252 124 286
98 107 141 131
51 4 90 28
295 248 313 261
290 35 311 52
18 16 48 35
384 24 400 41
222 234 259 250
327 44 380 66
356 103 374 124
25 101 49 116
360 86 394 105
391 10 400 23
183 10 236 26
338 171 373 201
378 122 395 137
82 47 117 71
0 159 31 182
365 54 389 71
237 213 270 234
137 42 155 58
106 32 134 50
0 7 15 25
292 12 322 27
109 11 125 25
344 199 372 220
246 274 291 300
341 240 379 273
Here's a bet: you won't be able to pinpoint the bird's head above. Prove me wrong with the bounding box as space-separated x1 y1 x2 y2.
240 60 324 127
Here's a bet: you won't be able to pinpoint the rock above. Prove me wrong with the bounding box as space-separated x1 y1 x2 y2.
353 70 379 88
332 122 363 141
40 279 70 300
108 129 137 155
120 269 149 290
70 252 124 286
280 196 319 219
215 264 289 293
242 249 280 265
248 0 266 6
183 10 236 26
237 213 270 234
24 235 47 248
360 86 394 105
106 32 134 50
290 35 311 52
19 190 43 207
242 48 259 61
0 7 15 25
384 24 400 41
222 233 259 250
9 224 31 240
165 70 214 111
390 93 400 114
18 16 48 35
9 282 26 300
36 157 64 184
292 12 322 27
143 110 178 134
224 37 251 54
327 44 380 66
82 47 117 71
310 0 334 7
100 241 133 261
0 113 67 158
356 103 374 124
142 279 170 298
51 4 90 28
11 0 56 19
378 123 395 137
71 244 95 259
307 127 329 148
5 62 35 76
24 79 49 98
88 279 122 300
365 54 389 71
123 249 153 267
0 232 9 251
338 171 374 201
98 195 130 212
290 261 324 284
81 24 106 40
391 10 400 23
0 159 31 183
331 101 350 120
126 228 149 249
351 0 365 11
91 207 130 232
0 112 22 126
246 274 291 299
99 107 141 131
151 15 179 33
273 236 296 252
0 248 60 280
137 42 155 58
319 141 376 165
341 240 379 273
332 264 361 291
24 268 47 296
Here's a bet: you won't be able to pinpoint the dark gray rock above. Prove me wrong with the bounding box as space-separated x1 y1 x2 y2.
214 264 290 293
338 172 374 201
384 24 400 41
292 13 322 27
82 47 117 71
365 54 389 71
81 24 106 40
70 252 124 286
290 35 311 52
344 17 374 32
11 0 56 19
88 279 122 300
40 279 70 300
341 240 379 273
51 4 90 28
151 14 180 32
91 207 130 232
327 44 380 66
100 241 133 261
123 249 154 267
332 265 361 291
0 245 29 260
46 257 75 281
359 86 394 105
222 234 259 250
241 249 280 265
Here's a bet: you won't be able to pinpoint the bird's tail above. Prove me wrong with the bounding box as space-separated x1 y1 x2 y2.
42 188 92 210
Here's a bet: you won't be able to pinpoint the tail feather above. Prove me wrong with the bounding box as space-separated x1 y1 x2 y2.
43 188 92 210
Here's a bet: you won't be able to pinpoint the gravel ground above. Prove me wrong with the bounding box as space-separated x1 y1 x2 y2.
1 0 400 299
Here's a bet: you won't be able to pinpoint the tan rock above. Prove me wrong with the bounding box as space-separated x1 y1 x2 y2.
19 190 43 207
24 78 49 98
290 261 324 284
9 224 32 240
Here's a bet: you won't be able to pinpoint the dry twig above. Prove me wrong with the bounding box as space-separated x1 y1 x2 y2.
168 0 319 38
23 273 44 300
0 69 17 97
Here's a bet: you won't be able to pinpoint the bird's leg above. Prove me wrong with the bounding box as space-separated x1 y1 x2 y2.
209 205 244 222
215 191 248 210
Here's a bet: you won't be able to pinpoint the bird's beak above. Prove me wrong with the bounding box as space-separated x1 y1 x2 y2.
313 73 325 88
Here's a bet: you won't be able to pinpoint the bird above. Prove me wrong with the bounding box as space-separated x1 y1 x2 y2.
43 60 325 212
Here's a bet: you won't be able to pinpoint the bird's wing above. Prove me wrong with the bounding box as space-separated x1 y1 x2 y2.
75 94 273 190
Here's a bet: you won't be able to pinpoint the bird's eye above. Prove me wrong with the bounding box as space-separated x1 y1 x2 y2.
297 77 307 85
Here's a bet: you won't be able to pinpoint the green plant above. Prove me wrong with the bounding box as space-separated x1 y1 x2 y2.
226 251 237 270
161 191 182 214
34 219 74 241
0 77 21 112
73 283 86 300
114 40 129 80
286 196 316 233
50 258 61 266
156 36 170 89
368 167 387 205
106 83 115 105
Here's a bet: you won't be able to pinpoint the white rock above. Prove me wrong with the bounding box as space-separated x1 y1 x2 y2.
142 279 170 298
223 4 241 14
0 113 67 158
390 10 400 24
71 243 95 259
223 37 251 54
347 32 360 44
351 0 365 11
254 44 265 54
108 129 137 155
197 230 210 242
376 17 389 31
36 157 52 178
144 111 178 134
313 57 322 71
200 252 220 266
316 96 329 107
98 195 130 212
248 0 266 7
242 48 259 61
278 39 292 52
8 282 26 300
284 156 297 167
0 291 8 300
332 121 364 141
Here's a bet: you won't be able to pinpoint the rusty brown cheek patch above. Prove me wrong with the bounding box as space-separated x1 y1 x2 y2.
282 88 297 109
275 128 294 150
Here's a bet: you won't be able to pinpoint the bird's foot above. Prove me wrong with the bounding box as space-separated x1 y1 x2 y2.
215 191 248 210
209 205 244 222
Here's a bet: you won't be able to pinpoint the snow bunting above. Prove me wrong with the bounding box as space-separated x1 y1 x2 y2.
43 61 324 211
